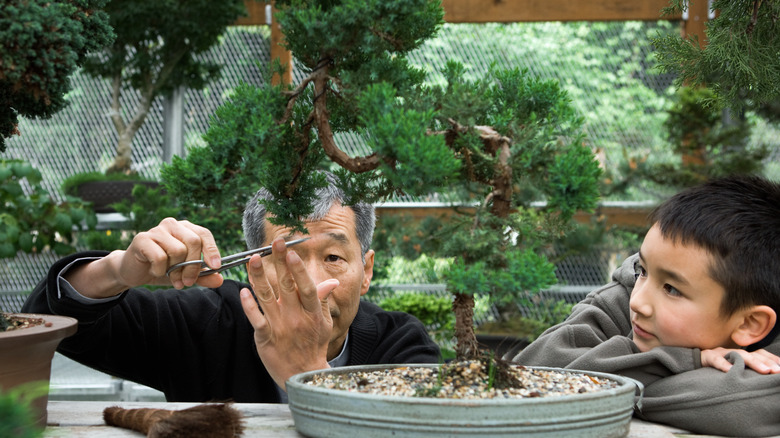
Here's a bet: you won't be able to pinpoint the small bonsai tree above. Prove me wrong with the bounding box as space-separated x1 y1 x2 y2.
80 0 248 174
602 85 768 196
163 0 601 362
0 0 113 151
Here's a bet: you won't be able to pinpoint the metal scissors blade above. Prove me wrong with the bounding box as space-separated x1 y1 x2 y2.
165 237 310 277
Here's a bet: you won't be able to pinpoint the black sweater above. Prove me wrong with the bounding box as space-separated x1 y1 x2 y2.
22 251 441 403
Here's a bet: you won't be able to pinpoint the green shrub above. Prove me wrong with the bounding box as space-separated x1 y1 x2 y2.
0 159 96 258
0 383 48 438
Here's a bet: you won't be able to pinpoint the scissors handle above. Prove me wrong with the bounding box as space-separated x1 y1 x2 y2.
165 237 310 277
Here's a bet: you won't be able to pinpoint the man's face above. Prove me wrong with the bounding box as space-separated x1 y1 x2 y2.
629 224 743 352
261 203 374 359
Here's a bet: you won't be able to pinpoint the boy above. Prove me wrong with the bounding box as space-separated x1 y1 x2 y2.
513 175 780 437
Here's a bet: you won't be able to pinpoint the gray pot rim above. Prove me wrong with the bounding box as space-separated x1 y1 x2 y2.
287 363 640 406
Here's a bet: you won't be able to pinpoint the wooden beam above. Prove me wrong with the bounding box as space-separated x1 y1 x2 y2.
235 0 682 25
440 0 680 23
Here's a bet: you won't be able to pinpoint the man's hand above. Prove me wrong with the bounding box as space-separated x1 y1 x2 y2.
65 218 224 298
701 347 780 374
239 238 339 390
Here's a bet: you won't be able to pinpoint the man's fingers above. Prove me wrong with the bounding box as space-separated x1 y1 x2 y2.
286 250 322 314
240 288 268 332
272 238 297 299
166 219 219 287
178 220 222 269
195 272 225 289
317 279 339 301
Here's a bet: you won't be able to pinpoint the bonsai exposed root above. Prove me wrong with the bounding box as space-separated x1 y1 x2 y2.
480 351 521 390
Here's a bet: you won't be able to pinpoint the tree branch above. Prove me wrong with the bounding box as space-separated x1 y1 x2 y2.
311 59 382 173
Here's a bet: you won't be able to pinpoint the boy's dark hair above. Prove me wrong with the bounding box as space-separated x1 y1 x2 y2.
648 175 780 320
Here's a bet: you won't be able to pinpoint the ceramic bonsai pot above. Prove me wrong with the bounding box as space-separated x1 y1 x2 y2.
0 313 78 428
287 364 640 438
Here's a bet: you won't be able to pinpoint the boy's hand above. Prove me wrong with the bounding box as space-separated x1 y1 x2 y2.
701 347 780 374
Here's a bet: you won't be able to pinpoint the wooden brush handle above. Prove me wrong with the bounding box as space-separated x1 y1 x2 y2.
104 406 175 434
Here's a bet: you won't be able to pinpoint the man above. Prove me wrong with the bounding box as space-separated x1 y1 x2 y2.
22 173 440 402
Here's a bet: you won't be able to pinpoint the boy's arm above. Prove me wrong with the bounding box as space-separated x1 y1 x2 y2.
639 352 780 437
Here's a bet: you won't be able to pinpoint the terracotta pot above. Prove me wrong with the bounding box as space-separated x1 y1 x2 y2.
0 314 78 428
76 180 160 213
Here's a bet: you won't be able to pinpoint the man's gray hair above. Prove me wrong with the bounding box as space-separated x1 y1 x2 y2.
242 172 376 258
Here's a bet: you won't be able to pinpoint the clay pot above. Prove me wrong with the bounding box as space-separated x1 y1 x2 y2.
0 314 78 429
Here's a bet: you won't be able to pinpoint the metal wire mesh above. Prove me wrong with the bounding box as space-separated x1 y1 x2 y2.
2 21 777 298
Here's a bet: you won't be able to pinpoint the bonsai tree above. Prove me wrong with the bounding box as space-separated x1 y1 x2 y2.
602 85 769 196
80 0 248 174
163 0 601 362
653 0 780 112
0 0 113 151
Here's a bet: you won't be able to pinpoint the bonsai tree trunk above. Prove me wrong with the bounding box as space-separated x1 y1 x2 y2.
453 293 480 359
449 124 514 361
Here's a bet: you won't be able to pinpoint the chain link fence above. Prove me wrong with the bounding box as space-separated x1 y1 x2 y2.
4 21 778 298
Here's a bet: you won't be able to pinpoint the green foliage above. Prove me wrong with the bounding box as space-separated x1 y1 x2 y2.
379 292 455 345
0 383 48 438
0 0 113 151
276 0 443 72
82 0 246 95
0 159 96 258
357 83 460 195
165 0 602 359
653 0 780 111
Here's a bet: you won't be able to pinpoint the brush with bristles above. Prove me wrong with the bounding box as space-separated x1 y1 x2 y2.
103 403 244 438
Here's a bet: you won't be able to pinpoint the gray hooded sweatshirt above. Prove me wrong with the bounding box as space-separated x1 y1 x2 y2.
513 254 780 437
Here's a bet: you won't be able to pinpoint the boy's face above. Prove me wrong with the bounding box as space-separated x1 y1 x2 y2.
629 224 744 352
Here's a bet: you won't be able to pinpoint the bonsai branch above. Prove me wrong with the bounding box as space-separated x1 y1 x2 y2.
310 61 382 173
747 0 762 35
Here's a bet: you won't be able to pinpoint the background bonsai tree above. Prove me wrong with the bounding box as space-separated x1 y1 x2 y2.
0 0 113 151
163 0 601 361
602 85 769 196
80 0 248 174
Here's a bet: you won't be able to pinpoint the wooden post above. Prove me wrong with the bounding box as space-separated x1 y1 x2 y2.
682 0 710 48
269 4 292 86
235 1 292 86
